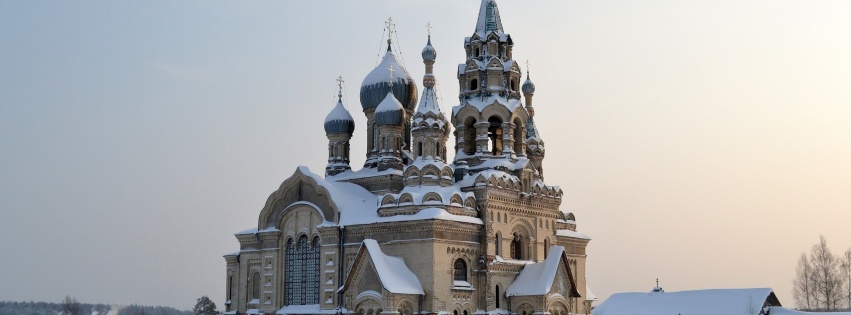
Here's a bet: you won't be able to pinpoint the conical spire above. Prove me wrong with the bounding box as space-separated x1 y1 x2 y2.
475 0 504 36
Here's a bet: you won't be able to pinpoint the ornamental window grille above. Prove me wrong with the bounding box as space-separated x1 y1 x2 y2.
453 259 467 282
284 235 320 305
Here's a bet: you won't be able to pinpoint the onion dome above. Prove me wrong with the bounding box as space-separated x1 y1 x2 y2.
522 73 536 95
421 36 437 62
374 92 405 126
324 99 355 134
360 46 418 112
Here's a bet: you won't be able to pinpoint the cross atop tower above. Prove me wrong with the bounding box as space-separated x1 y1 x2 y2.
526 60 531 75
336 75 344 101
385 17 394 48
426 22 432 37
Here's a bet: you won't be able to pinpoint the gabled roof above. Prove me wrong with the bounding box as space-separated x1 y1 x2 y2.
593 288 780 315
340 239 424 295
506 246 581 297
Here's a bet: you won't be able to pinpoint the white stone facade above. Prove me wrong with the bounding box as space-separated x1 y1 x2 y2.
224 1 593 315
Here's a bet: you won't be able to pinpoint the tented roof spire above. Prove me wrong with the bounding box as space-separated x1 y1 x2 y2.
475 0 504 36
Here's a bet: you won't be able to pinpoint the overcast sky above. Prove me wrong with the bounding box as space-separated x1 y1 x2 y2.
2 0 850 311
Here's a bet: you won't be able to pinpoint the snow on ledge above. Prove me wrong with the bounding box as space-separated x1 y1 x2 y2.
276 304 338 315
556 229 591 240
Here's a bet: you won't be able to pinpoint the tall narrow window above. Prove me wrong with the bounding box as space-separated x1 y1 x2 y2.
544 238 550 259
470 78 478 91
495 233 502 256
418 141 423 157
453 259 467 282
251 272 260 300
285 235 320 305
495 285 501 309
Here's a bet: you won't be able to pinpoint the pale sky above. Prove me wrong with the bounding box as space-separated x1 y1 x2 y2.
1 0 850 311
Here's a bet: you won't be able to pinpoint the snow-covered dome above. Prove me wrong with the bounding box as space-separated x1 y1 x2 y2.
324 99 355 134
522 74 535 94
374 92 405 126
421 36 436 62
360 46 418 112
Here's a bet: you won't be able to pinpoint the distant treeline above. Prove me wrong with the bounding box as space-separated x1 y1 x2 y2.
0 301 192 315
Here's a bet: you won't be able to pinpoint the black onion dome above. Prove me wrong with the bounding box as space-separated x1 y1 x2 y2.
374 92 405 126
324 100 355 134
422 36 437 62
360 49 418 112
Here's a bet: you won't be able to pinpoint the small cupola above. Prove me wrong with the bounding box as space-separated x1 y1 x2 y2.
324 99 355 135
375 92 405 126
421 36 437 62
522 71 536 95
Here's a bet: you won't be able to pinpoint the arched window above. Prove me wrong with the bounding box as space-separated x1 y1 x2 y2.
495 285 501 309
417 141 423 157
284 235 320 305
488 116 503 155
464 117 477 155
511 233 523 260
469 78 478 91
372 124 378 152
251 271 260 300
453 259 467 282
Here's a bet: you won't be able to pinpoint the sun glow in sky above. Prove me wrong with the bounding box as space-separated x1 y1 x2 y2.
2 0 850 310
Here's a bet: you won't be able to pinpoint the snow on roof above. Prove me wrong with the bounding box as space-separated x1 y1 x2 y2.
593 288 778 315
452 95 523 115
506 246 573 296
361 239 424 294
376 92 404 113
556 229 591 240
586 285 598 301
327 167 403 181
361 49 411 88
767 307 851 315
324 100 354 123
416 87 441 115
347 207 483 226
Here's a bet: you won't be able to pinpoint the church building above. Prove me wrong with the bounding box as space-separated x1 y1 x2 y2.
223 1 593 314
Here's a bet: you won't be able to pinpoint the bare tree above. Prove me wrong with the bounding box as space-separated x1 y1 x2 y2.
842 248 851 310
810 235 843 310
61 296 81 315
794 253 815 310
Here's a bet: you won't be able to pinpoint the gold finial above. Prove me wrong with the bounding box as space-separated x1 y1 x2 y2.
336 75 344 101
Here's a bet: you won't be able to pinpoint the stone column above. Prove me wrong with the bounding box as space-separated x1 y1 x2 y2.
502 122 515 156
475 121 490 154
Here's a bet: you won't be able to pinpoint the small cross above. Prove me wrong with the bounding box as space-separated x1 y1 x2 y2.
386 17 394 40
426 22 432 37
656 278 659 287
336 75 344 100
526 60 531 73
387 65 395 89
